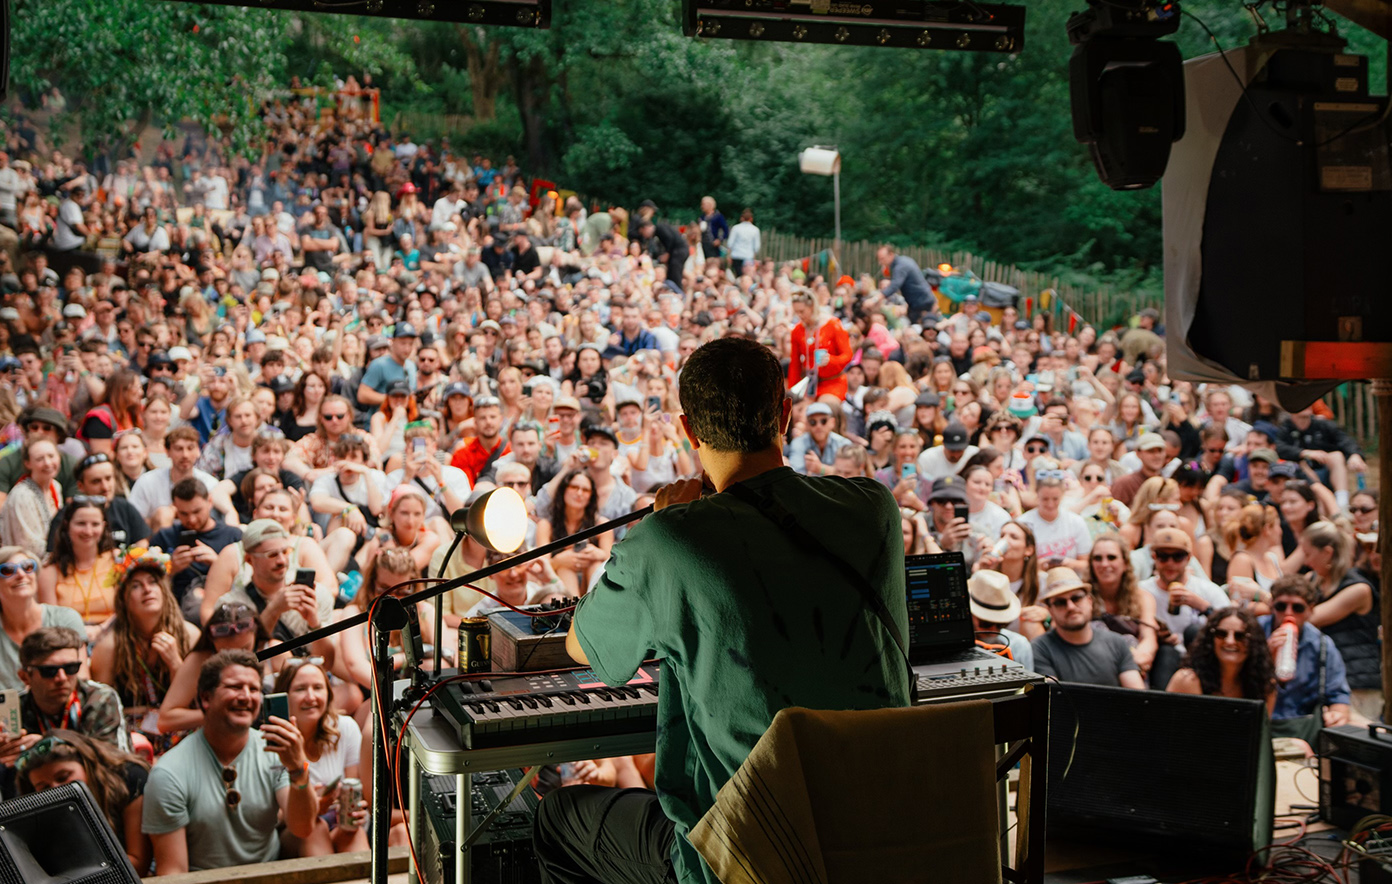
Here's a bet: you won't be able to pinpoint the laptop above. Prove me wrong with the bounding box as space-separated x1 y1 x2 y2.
903 552 1042 700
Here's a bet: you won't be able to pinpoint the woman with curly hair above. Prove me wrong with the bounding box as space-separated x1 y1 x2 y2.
272 658 367 856
1167 607 1277 714
90 549 199 752
15 729 152 870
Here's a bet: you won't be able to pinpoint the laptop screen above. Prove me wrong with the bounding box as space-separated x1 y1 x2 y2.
904 552 974 663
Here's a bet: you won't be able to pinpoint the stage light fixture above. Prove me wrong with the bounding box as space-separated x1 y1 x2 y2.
449 486 529 554
1067 0 1185 189
682 0 1026 53
155 0 550 28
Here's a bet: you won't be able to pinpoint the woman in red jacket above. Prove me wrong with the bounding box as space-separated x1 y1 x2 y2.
788 291 852 405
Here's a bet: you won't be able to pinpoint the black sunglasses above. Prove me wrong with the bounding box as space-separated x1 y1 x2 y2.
1153 549 1190 563
78 453 110 472
29 661 81 679
1272 601 1307 614
221 765 241 809
1213 628 1249 643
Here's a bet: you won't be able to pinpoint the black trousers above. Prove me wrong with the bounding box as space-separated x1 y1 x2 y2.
533 786 678 884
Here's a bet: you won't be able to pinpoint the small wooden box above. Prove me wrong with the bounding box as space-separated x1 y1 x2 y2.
488 610 572 672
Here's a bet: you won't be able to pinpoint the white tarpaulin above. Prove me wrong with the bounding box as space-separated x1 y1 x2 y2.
1163 48 1338 411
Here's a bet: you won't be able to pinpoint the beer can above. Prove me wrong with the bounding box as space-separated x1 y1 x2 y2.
338 777 363 831
458 616 491 673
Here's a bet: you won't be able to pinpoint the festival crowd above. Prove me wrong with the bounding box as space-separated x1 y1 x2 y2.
0 79 1377 875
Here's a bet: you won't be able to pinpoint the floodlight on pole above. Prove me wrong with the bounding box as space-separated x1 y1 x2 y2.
798 147 841 261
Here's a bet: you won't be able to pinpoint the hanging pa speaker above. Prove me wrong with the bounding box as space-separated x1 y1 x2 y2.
0 781 141 884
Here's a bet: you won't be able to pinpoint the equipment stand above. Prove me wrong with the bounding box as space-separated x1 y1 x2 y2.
371 597 409 884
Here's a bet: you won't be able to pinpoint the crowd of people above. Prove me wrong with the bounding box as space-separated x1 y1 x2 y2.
0 77 1378 875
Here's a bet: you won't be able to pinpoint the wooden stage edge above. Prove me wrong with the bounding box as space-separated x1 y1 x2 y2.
146 846 409 884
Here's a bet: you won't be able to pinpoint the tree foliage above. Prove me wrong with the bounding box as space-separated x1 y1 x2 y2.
12 0 1386 281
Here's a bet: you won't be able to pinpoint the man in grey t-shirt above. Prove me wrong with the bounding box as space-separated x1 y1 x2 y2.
1031 567 1145 688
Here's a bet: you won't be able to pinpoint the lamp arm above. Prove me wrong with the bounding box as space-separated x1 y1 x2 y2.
256 504 655 662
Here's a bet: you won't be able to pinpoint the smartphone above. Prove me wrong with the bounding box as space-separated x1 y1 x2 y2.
294 568 316 587
900 463 917 481
412 436 426 456
646 395 662 412
0 689 20 737
574 539 590 552
953 503 970 523
264 692 289 723
177 529 198 548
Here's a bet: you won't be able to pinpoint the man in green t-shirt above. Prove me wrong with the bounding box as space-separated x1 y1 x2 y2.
534 337 912 884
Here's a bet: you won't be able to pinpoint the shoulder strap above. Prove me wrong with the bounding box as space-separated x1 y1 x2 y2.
722 480 913 671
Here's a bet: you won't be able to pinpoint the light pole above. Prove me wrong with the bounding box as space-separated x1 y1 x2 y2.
798 146 841 262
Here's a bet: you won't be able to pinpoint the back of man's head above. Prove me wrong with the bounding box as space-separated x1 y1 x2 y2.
678 338 784 454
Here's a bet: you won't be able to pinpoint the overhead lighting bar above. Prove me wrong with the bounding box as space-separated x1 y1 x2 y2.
682 0 1025 52
156 0 550 28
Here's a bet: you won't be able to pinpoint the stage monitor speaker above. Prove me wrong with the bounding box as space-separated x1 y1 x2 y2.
1318 723 1392 829
0 781 141 884
1047 685 1274 863
1166 36 1392 395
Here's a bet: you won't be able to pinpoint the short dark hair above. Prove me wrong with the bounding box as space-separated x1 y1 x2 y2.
197 649 261 706
19 627 84 667
171 477 209 502
167 426 200 448
1269 574 1320 607
678 338 784 453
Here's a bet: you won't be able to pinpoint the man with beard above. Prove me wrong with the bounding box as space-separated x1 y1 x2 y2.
142 649 318 874
1030 567 1145 688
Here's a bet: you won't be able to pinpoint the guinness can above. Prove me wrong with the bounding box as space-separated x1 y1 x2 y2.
458 616 491 673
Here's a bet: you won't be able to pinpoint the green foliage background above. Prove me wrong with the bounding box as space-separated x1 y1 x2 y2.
11 0 1386 291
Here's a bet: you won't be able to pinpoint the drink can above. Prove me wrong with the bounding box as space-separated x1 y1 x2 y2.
458 616 491 673
338 777 363 831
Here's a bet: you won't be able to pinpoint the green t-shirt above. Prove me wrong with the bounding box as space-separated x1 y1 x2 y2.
574 466 912 884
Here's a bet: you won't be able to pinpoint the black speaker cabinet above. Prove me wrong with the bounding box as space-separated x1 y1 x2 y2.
0 781 141 884
1318 723 1392 829
1047 685 1274 863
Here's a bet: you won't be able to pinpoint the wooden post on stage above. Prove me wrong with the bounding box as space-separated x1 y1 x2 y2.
1375 379 1392 725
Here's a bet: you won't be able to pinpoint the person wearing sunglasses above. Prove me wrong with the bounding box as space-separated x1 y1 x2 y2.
4 627 128 769
142 649 318 875
1029 567 1145 689
1259 575 1355 737
14 729 152 871
1166 607 1276 714
157 603 268 737
0 547 85 691
1139 528 1229 648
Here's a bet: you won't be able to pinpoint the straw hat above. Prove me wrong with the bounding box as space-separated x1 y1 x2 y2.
967 571 1020 625
1036 567 1090 604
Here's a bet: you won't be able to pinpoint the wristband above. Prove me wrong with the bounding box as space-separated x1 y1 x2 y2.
340 506 355 518
289 760 310 786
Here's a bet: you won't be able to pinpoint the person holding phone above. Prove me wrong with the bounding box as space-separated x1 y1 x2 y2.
925 476 981 564
147 479 243 614
383 424 471 528
205 521 334 654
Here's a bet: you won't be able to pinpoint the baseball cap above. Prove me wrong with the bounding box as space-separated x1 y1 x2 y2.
1150 527 1193 553
806 403 833 417
146 350 172 368
168 346 193 362
583 424 619 446
1248 448 1278 465
386 380 411 397
62 303 86 319
1269 461 1299 479
245 328 267 345
1136 433 1166 452
268 375 295 394
941 421 969 451
554 396 582 412
1250 421 1281 441
478 320 502 334
261 268 280 281
393 322 419 339
26 407 70 439
366 335 390 352
241 519 289 551
928 476 967 503
442 382 472 400
914 391 941 408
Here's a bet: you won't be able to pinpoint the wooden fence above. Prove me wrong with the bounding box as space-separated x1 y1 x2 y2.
1325 382 1381 452
760 229 1161 329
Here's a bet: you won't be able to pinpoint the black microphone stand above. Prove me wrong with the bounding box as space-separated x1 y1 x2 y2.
256 504 653 884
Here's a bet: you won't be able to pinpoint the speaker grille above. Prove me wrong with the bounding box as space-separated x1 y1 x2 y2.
0 782 140 884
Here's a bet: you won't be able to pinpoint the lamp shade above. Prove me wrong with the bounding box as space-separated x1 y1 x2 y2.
798 147 841 176
450 487 528 553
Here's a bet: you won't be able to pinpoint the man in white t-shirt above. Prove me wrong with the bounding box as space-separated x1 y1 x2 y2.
129 427 227 528
1017 474 1093 573
0 152 23 228
1139 528 1229 641
52 186 89 251
916 420 979 482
